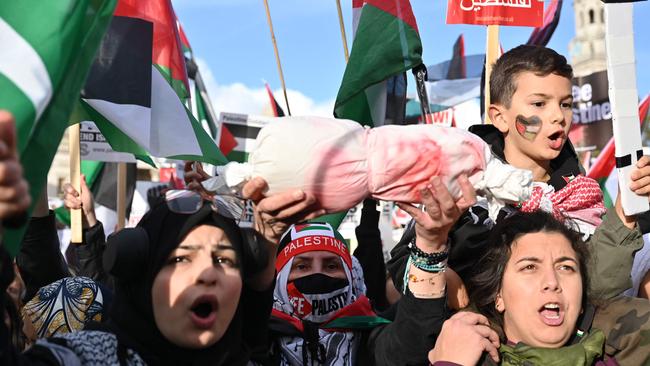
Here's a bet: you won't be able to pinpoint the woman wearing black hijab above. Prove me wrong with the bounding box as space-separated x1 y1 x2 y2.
0 201 275 365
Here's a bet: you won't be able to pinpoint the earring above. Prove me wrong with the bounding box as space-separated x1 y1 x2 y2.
495 295 503 312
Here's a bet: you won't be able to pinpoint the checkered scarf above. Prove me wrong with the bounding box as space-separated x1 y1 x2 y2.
520 175 607 234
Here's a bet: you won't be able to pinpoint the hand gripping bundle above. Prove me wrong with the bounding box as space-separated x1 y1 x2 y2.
203 116 533 220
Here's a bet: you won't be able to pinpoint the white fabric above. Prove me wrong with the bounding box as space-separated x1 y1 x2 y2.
0 18 52 121
204 116 532 221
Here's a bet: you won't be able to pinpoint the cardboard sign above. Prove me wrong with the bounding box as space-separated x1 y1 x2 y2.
446 0 544 27
79 121 136 163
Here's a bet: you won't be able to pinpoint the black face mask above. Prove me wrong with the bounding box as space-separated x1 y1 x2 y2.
291 273 349 295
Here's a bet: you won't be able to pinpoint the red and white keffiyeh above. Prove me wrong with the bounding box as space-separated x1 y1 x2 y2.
520 175 607 235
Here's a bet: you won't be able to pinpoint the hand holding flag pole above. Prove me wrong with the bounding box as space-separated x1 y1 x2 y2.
69 124 83 244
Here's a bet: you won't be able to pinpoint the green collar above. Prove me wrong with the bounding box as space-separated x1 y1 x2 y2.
498 329 605 366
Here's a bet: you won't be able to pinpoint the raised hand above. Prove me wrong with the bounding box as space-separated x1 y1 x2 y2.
428 311 501 365
63 174 97 228
397 175 476 252
241 177 325 245
0 111 30 221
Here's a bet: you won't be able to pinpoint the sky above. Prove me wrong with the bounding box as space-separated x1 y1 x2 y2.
173 0 650 118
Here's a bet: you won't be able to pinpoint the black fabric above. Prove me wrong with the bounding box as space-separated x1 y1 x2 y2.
73 222 114 290
91 162 137 216
636 210 650 234
367 293 448 366
260 293 446 366
292 273 348 294
16 212 70 302
388 124 584 289
105 202 250 366
82 16 152 107
353 199 390 311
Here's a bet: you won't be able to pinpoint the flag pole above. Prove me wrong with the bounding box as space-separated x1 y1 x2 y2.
263 0 292 116
116 162 127 231
412 64 432 124
336 0 350 63
484 25 499 124
69 124 83 244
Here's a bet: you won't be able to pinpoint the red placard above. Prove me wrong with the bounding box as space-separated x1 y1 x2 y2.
447 0 544 27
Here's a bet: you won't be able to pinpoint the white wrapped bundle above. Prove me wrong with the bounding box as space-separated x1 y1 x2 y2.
204 116 532 219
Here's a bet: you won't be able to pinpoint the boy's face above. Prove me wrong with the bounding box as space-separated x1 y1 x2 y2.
490 71 573 166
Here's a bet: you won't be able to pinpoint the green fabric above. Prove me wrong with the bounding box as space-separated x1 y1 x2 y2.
334 4 422 126
195 83 217 139
323 315 391 330
587 207 644 300
154 63 188 102
53 160 103 226
1 0 117 257
499 329 605 366
310 212 347 230
226 150 248 164
597 177 614 208
72 100 155 166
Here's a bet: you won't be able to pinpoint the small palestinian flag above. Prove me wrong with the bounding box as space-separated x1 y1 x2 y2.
335 0 422 127
265 83 285 117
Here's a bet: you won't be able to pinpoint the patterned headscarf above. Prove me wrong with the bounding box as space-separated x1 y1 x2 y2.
272 222 382 366
22 276 104 338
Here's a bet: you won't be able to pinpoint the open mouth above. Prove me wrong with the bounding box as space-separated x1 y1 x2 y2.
538 302 564 326
191 302 214 319
547 131 565 150
189 295 218 329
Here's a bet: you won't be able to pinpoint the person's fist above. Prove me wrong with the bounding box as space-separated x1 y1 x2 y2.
0 111 30 221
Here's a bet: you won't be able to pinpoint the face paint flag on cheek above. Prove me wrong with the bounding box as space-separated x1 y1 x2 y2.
515 114 542 141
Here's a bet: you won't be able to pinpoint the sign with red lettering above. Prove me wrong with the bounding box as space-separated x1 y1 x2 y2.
446 0 544 27
421 108 455 127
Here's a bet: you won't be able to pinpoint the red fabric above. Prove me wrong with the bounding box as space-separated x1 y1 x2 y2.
321 295 376 329
272 295 377 334
218 125 237 156
115 0 189 95
367 0 419 33
276 236 352 272
520 175 605 221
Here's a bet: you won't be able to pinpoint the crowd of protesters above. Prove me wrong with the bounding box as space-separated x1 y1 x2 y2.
0 45 650 365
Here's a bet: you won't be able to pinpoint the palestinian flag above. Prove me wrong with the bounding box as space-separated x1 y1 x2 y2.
526 0 563 46
80 0 226 165
265 83 286 117
178 19 237 156
334 0 422 127
0 0 117 256
587 95 650 207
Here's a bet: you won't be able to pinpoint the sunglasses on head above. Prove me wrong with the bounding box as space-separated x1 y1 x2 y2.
164 189 245 220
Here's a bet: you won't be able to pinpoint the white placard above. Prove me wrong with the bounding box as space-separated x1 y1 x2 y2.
605 2 649 215
80 121 136 163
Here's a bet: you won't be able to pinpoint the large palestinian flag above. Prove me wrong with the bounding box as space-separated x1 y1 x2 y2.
0 0 117 256
334 0 422 127
588 95 650 207
79 0 226 165
178 19 237 157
